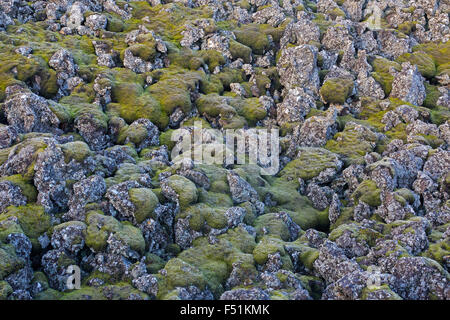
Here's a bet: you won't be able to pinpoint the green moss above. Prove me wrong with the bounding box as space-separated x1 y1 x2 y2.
85 211 145 254
200 76 224 94
145 253 166 274
34 288 62 300
395 188 416 205
416 134 444 148
229 39 252 63
260 23 286 44
0 280 12 300
158 129 176 151
128 188 159 223
0 217 23 243
305 0 318 12
1 205 52 249
215 68 245 89
196 93 236 118
279 147 340 181
328 7 346 19
0 147 12 167
397 21 417 35
166 175 198 209
157 226 257 298
117 119 155 148
396 52 436 79
325 122 378 165
436 62 450 80
422 241 450 266
85 211 121 252
361 284 402 300
148 68 204 117
252 236 292 269
0 244 24 280
299 247 319 270
199 50 226 71
240 98 267 125
353 180 381 207
197 164 229 194
430 105 450 126
198 189 233 208
331 207 354 229
0 174 37 202
61 141 92 163
106 15 124 32
412 41 450 67
320 78 354 104
128 43 157 61
161 257 208 292
0 137 47 180
329 223 383 247
61 283 148 300
106 68 169 129
254 213 291 241
371 57 401 96
312 14 334 37
423 83 441 109
234 25 270 55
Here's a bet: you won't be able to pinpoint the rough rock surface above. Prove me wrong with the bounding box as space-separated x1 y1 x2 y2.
0 0 448 301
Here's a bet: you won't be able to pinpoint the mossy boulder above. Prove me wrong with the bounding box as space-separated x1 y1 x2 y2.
234 25 270 55
329 223 383 248
0 174 38 202
160 258 208 295
238 97 267 125
371 57 401 96
61 141 92 164
325 122 379 165
85 211 145 253
1 205 52 249
128 188 159 223
279 147 341 181
320 78 354 104
107 69 168 129
177 203 228 231
199 50 226 71
422 240 450 266
0 243 25 280
396 52 436 79
252 236 293 269
412 42 450 67
159 227 257 297
229 39 252 63
166 175 198 209
254 213 292 241
60 283 148 300
361 284 403 300
423 83 441 109
0 280 13 300
352 180 382 207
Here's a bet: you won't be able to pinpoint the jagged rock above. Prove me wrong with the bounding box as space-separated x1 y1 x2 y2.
3 86 60 134
277 88 315 127
313 240 362 284
277 44 319 94
297 108 338 147
390 62 426 106
0 181 27 213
